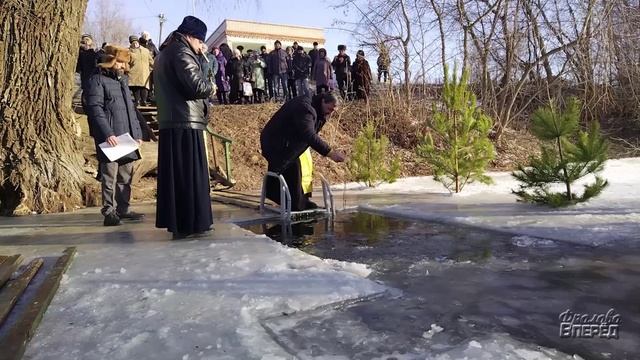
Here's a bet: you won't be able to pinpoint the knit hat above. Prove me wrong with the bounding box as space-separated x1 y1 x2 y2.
129 35 139 43
176 16 207 42
97 45 130 68
357 50 365 57
141 31 151 39
81 34 93 41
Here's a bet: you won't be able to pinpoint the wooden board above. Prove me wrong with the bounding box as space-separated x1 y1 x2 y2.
0 248 76 360
0 259 43 327
0 255 23 288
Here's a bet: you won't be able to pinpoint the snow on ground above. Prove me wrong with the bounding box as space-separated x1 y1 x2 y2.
336 158 640 246
2 225 384 360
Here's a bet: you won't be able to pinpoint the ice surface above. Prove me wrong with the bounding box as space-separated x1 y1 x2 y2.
349 158 640 246
431 334 579 360
10 228 385 360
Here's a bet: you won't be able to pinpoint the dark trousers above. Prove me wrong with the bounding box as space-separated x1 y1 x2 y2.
272 73 288 100
336 73 348 99
253 89 264 103
217 91 229 105
148 71 155 101
287 77 297 99
378 69 388 83
266 75 274 99
130 86 149 105
266 158 308 211
156 128 213 235
99 161 133 217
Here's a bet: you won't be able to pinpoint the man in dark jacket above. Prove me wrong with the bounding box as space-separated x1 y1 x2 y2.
140 31 160 58
332 45 351 99
260 93 346 211
268 40 288 101
308 41 320 75
75 34 99 108
260 46 273 100
199 43 219 105
293 46 312 97
154 16 215 239
85 45 144 226
76 34 99 89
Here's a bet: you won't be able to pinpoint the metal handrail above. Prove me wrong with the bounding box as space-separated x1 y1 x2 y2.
204 125 234 187
260 172 291 219
260 171 334 221
319 174 335 217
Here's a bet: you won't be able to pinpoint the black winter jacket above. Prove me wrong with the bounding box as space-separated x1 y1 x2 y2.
85 69 143 163
260 95 332 173
332 53 351 75
76 48 99 88
154 32 213 130
268 48 288 75
293 53 312 80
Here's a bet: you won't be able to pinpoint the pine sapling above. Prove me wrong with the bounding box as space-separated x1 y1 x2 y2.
512 98 609 207
348 121 401 187
416 64 495 193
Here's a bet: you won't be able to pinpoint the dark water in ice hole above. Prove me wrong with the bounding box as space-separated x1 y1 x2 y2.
243 212 640 360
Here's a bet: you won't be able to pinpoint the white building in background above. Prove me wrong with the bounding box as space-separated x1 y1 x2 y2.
205 19 325 53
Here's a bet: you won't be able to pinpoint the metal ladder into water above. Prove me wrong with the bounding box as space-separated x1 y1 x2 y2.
259 172 336 222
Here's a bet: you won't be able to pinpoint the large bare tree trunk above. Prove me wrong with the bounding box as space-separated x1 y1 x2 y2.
1 0 89 215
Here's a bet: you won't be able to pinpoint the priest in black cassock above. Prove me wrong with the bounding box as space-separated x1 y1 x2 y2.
154 16 214 239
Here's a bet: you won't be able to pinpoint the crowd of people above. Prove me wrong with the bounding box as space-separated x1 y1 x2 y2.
78 16 351 239
204 41 391 104
77 30 392 108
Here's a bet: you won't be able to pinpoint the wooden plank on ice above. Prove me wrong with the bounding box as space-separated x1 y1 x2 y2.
0 247 76 360
0 255 24 288
0 258 44 327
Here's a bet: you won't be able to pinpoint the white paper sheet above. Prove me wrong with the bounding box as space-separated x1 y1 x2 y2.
98 133 140 162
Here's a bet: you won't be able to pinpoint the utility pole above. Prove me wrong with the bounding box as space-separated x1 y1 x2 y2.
158 13 167 45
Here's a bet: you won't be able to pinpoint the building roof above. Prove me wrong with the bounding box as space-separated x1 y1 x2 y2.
206 19 326 46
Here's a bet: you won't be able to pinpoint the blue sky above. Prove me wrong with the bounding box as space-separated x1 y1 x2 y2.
86 0 360 57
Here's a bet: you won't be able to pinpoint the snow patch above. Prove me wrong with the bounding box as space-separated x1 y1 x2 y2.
422 323 444 339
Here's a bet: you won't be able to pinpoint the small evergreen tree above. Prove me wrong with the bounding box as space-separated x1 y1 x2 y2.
416 64 495 193
348 121 401 187
512 98 609 207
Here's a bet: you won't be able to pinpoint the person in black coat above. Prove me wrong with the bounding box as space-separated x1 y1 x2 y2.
332 45 351 99
227 49 244 104
85 45 144 226
154 16 214 239
76 34 99 89
260 93 346 211
140 31 160 58
75 34 99 108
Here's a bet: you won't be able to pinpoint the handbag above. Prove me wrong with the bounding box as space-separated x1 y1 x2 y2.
242 81 253 97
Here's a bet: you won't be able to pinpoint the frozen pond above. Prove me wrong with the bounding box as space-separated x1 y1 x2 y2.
244 212 640 359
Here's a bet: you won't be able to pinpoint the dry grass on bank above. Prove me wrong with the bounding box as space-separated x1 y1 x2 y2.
80 97 640 202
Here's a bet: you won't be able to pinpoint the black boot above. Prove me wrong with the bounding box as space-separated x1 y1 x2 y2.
118 211 145 221
104 213 122 226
